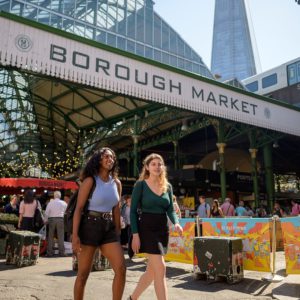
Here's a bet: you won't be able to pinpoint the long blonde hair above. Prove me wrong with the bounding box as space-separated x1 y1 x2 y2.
139 153 169 193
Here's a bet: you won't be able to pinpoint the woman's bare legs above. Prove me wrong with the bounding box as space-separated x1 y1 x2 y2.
74 245 97 300
131 254 167 300
101 242 126 300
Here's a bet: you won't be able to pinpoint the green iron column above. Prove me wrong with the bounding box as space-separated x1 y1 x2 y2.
132 114 140 178
249 148 259 208
132 135 139 178
216 142 227 201
173 140 179 170
216 120 227 201
263 143 275 211
126 155 131 178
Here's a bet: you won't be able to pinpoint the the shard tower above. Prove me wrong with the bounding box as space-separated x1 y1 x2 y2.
211 0 257 81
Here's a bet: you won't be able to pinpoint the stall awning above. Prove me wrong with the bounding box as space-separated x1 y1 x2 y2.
0 178 78 191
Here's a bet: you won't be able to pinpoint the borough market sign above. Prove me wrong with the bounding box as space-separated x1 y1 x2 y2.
1 13 300 137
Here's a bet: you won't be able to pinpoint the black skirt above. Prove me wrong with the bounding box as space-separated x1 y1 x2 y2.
20 217 35 232
138 212 169 255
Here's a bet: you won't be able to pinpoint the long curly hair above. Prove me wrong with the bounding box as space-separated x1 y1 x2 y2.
81 147 119 180
138 153 169 193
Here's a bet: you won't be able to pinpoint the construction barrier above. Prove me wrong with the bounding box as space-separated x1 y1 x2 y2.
202 218 271 272
165 218 195 264
270 218 284 251
162 216 299 277
280 216 300 274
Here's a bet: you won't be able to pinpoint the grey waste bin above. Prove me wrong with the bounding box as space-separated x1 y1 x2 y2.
193 236 244 283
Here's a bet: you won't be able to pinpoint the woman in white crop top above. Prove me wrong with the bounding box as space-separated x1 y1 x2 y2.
72 147 126 300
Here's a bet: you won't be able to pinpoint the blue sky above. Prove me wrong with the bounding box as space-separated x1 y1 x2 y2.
155 0 300 73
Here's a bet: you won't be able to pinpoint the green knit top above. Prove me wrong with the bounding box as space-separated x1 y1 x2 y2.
130 180 179 234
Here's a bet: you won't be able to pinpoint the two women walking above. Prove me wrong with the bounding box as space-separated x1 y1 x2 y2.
72 149 182 300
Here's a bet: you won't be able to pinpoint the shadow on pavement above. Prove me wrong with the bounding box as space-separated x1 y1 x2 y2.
171 273 272 296
46 270 76 277
0 260 17 271
166 266 194 279
273 283 300 299
127 260 274 298
276 268 288 277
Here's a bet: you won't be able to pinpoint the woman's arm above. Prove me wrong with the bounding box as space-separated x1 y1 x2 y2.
206 205 211 218
112 179 122 235
130 181 144 254
18 213 23 229
166 185 183 235
18 201 24 229
72 177 94 253
166 184 179 225
219 207 224 217
130 181 143 234
174 202 181 218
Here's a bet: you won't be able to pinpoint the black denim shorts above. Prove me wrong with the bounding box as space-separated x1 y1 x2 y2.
78 214 118 247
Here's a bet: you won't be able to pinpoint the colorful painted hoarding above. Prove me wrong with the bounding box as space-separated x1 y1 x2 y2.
165 218 195 264
202 218 271 272
281 217 300 274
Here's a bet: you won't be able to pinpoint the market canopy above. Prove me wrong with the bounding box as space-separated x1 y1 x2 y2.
0 178 78 192
1 12 300 178
1 12 299 135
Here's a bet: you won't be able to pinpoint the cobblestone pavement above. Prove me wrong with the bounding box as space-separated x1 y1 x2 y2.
0 252 299 300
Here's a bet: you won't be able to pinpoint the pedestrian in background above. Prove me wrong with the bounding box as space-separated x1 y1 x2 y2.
221 197 235 217
290 199 300 216
120 194 132 250
44 191 67 257
273 201 284 218
129 153 183 300
255 205 267 218
235 200 247 216
245 204 254 217
72 147 126 300
18 189 41 231
197 195 211 218
211 199 223 218
63 195 70 205
4 194 19 216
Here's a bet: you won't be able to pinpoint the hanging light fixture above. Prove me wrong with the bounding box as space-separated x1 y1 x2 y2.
181 119 188 131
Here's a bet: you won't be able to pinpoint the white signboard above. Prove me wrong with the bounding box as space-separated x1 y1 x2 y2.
1 15 300 136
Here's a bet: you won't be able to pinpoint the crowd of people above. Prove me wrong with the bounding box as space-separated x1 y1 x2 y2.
1 147 300 300
2 190 69 257
195 196 300 218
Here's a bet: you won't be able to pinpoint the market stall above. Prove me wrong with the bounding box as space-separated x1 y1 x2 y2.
0 178 78 195
0 213 18 256
0 178 78 257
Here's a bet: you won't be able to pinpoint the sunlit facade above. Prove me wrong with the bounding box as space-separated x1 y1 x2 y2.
0 0 212 78
0 0 213 171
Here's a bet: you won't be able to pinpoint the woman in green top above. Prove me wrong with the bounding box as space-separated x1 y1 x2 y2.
128 153 183 300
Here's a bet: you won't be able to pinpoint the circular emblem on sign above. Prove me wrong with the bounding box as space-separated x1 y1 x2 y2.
15 35 33 52
264 107 271 119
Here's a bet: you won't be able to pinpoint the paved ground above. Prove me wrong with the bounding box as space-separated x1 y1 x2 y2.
0 252 299 300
